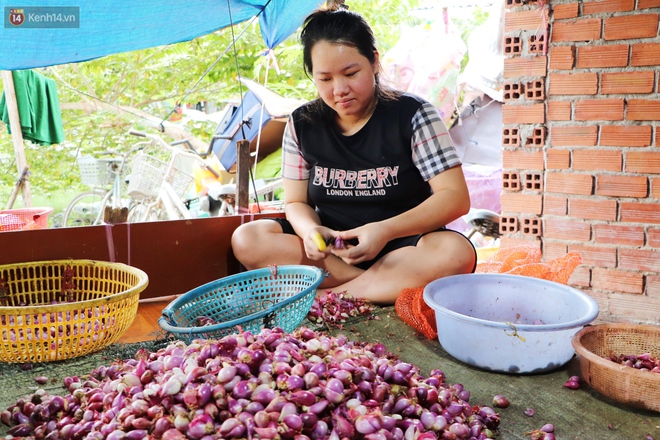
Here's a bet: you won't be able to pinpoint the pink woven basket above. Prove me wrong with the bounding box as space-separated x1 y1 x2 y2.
0 207 53 232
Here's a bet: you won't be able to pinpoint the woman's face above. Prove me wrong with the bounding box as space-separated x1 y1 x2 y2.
310 41 378 122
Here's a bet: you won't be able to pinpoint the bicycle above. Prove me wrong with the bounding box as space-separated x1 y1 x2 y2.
62 147 143 227
126 130 208 222
125 130 284 221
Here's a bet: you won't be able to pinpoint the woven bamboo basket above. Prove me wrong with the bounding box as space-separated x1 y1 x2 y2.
0 260 148 363
572 323 660 412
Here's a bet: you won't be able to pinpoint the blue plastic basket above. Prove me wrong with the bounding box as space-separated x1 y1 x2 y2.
158 265 325 342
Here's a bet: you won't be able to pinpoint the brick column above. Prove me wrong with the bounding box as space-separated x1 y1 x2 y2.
501 0 549 248
502 0 660 324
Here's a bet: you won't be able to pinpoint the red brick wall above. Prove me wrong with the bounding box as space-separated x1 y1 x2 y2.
502 0 660 324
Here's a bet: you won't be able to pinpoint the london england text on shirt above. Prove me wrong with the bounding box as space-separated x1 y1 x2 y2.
312 166 399 196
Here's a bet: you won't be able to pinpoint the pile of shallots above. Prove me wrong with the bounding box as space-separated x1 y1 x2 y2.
307 292 376 329
608 352 660 373
1 326 499 439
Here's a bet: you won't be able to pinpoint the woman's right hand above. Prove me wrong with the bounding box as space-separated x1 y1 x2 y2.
304 227 336 261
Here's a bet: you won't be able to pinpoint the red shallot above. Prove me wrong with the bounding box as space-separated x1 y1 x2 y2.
563 375 580 390
492 394 510 408
525 422 555 440
193 316 218 327
34 375 49 385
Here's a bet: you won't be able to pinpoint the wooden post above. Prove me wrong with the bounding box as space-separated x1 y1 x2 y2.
1 70 32 207
103 206 128 224
5 165 29 210
235 139 251 213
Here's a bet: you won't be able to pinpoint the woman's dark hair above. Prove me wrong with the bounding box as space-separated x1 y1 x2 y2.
299 7 399 123
301 7 377 79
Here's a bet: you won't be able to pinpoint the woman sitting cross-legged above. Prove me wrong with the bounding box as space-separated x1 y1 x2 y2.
230 6 476 305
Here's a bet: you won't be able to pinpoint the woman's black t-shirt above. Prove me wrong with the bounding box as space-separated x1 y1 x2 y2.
282 93 460 232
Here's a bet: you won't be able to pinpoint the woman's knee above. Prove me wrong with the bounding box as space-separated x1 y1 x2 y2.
421 231 476 274
446 233 477 274
231 220 279 263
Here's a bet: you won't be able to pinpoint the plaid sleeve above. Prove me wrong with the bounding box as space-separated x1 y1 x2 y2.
411 101 461 181
281 116 310 180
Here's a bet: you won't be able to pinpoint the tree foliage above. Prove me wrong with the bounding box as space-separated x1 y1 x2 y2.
0 0 488 208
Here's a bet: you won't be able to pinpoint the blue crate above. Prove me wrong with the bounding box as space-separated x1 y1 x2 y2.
158 265 325 342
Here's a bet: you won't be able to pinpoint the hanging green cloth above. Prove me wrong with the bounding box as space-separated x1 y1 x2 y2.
0 69 64 146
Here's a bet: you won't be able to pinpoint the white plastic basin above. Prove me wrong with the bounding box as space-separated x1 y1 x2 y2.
423 273 599 374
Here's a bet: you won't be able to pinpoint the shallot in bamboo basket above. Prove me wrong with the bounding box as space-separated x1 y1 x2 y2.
572 323 660 412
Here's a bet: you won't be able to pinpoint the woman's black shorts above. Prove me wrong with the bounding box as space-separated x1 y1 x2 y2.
270 217 477 271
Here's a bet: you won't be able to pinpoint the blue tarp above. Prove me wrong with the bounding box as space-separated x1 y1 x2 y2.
0 0 323 70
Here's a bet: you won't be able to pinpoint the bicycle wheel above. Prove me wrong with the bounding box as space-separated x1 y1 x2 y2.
127 200 161 223
62 189 109 227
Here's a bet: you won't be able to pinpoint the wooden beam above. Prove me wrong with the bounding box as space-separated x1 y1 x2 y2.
5 165 29 210
1 71 32 207
235 139 250 213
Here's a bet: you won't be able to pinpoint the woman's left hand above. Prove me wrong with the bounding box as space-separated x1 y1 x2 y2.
331 223 388 265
